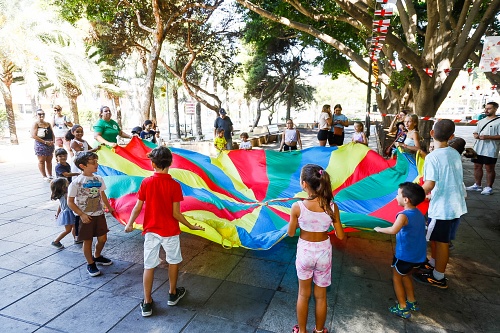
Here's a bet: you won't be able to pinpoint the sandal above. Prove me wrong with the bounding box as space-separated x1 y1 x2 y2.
292 324 300 333
314 328 329 333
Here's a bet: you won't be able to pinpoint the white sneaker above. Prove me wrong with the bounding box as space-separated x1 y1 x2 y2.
466 184 482 191
481 187 493 195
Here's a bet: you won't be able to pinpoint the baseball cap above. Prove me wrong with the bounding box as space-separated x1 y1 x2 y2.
219 108 226 115
132 126 143 134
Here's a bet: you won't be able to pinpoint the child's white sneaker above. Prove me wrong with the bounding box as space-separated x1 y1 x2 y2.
466 184 482 191
481 187 493 195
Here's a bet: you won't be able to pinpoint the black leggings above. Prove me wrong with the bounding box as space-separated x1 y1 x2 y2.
328 132 344 146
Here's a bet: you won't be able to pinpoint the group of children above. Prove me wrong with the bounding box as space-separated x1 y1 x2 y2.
45 115 467 332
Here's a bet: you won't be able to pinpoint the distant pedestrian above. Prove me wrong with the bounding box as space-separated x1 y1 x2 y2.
51 105 72 149
50 178 77 249
31 109 55 182
413 119 467 289
239 132 252 150
54 148 79 184
351 121 368 145
279 119 302 151
140 120 157 144
125 146 205 317
214 108 234 150
287 164 344 333
328 104 348 146
317 104 332 147
68 152 114 277
374 182 427 319
214 128 227 153
66 125 100 183
466 102 500 195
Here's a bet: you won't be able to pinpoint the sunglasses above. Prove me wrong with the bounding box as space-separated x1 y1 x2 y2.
54 109 61 111
37 113 45 116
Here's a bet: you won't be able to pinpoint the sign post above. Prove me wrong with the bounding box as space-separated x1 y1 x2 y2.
184 102 196 138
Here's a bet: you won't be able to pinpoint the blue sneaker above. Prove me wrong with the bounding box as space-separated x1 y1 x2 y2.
389 304 411 319
406 300 420 311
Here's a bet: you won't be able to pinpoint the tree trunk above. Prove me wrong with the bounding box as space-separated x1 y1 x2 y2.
112 96 122 128
68 95 79 125
196 101 202 139
173 86 181 139
30 96 37 115
0 80 18 145
150 99 156 123
376 88 403 128
253 100 263 128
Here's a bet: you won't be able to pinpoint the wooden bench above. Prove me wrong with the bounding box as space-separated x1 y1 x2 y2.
265 124 282 144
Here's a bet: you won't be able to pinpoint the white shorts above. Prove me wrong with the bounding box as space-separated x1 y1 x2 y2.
144 233 182 269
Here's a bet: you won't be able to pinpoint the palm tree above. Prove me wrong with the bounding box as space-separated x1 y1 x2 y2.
0 0 102 144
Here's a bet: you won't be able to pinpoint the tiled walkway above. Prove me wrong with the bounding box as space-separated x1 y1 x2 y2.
0 125 499 332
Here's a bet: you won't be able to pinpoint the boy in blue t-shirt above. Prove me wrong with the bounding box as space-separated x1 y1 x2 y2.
375 182 427 319
414 119 467 289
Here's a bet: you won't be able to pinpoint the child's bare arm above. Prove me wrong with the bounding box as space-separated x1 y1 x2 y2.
100 191 114 213
61 171 80 178
374 214 407 234
287 203 300 237
172 202 205 231
68 196 91 224
125 200 143 232
422 180 435 194
332 202 344 240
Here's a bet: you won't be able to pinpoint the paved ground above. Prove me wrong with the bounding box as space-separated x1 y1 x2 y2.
0 125 499 333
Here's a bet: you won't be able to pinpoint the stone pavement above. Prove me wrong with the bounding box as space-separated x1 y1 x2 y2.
0 125 499 333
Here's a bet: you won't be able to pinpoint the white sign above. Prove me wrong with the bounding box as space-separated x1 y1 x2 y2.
185 102 196 115
479 36 500 72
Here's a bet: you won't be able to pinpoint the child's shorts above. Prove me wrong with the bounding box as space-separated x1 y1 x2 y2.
427 218 457 243
391 256 421 275
144 233 182 269
76 214 108 241
296 238 332 287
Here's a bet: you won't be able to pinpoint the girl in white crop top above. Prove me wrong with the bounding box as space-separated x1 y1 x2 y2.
279 119 303 152
287 164 344 333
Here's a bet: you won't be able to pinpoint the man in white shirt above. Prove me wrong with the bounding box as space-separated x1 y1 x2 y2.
466 102 500 195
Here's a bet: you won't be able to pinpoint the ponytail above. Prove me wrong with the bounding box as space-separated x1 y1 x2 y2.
300 164 336 222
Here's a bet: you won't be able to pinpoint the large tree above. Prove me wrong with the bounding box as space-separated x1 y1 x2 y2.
56 0 238 120
0 0 100 144
236 0 500 132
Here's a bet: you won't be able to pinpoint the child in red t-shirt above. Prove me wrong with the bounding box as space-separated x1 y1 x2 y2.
125 146 205 317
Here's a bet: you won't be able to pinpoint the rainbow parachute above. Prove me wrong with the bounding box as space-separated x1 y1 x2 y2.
96 138 421 250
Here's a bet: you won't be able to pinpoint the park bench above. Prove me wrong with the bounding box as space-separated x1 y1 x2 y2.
264 124 282 144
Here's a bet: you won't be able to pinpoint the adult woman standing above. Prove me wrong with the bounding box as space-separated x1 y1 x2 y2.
51 105 72 148
93 106 132 147
329 104 349 146
31 109 55 181
317 105 332 146
395 114 420 155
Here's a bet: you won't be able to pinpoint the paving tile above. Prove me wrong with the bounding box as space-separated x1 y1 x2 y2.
182 313 256 332
57 259 133 288
4 224 60 244
226 256 288 290
0 240 26 256
0 272 52 310
46 290 137 332
151 271 223 311
19 258 78 280
202 280 274 327
0 280 92 325
0 244 57 271
0 222 33 239
180 250 242 280
108 299 195 333
99 263 167 299
0 314 40 332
